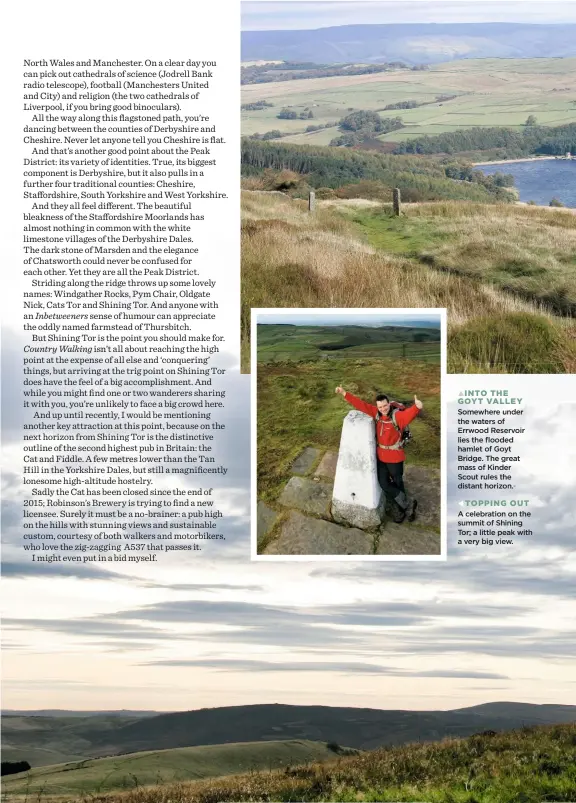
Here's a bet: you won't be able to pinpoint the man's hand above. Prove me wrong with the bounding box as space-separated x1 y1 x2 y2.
414 395 423 409
335 386 346 396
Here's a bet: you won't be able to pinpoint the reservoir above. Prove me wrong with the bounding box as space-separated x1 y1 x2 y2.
479 159 576 208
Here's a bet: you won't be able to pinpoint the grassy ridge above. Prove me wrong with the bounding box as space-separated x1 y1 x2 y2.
257 357 440 502
257 324 441 363
42 724 576 803
1 740 356 798
241 192 576 373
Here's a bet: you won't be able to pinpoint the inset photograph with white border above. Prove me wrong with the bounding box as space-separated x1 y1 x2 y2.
251 308 447 561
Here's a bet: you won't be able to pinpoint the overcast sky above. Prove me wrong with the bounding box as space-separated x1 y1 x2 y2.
242 1 576 31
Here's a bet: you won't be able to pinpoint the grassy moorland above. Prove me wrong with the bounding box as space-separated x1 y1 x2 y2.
31 724 576 803
241 191 576 373
350 202 576 315
1 740 353 798
256 356 440 503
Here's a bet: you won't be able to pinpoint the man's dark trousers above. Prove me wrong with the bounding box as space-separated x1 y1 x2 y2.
377 460 408 510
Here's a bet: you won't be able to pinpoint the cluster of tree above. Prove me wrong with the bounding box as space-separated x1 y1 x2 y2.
1 761 31 777
241 100 274 112
241 139 514 202
241 60 422 85
338 110 402 133
383 94 458 112
383 100 420 110
277 107 314 120
305 123 334 133
393 123 576 157
444 161 515 191
248 130 287 141
330 110 404 146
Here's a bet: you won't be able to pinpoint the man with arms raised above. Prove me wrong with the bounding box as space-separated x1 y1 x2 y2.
335 387 422 524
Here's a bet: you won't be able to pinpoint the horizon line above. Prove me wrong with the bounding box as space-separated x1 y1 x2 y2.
2 699 565 714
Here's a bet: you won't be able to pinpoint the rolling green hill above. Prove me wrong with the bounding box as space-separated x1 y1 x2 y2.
25 724 576 803
257 324 441 364
241 24 576 65
4 702 574 775
1 740 355 798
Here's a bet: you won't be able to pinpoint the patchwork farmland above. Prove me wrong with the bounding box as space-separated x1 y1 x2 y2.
241 57 576 145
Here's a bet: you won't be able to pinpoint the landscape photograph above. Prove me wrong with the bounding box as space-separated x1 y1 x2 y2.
253 311 443 557
241 0 576 374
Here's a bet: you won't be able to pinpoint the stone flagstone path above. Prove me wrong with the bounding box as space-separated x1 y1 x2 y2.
257 447 441 556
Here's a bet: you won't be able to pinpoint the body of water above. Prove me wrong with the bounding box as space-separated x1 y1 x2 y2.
479 159 576 208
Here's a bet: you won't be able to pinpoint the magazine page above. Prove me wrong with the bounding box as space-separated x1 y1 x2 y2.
2 1 575 803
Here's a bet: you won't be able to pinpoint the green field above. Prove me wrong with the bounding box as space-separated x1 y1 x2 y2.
257 356 440 502
1 740 354 798
241 57 576 144
257 324 441 364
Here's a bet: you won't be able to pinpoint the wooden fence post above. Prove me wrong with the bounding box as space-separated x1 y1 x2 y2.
393 187 401 216
308 190 316 213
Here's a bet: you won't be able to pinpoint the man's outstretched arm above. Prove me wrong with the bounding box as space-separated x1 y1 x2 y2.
396 395 423 428
335 387 377 418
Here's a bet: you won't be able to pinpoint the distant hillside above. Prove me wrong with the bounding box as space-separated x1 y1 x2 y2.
0 713 154 767
451 702 576 723
2 709 160 717
83 702 576 757
257 324 441 364
242 22 576 64
4 702 574 769
1 740 355 797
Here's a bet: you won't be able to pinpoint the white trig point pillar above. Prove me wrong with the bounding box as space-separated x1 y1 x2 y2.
332 411 384 530
308 190 316 212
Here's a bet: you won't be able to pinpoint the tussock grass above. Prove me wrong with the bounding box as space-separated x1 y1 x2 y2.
402 202 576 315
241 192 576 373
47 724 576 803
448 313 576 373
